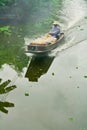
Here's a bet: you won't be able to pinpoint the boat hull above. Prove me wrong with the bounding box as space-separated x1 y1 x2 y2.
26 33 64 54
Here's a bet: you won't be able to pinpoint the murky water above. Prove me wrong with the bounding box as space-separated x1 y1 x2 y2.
0 0 87 130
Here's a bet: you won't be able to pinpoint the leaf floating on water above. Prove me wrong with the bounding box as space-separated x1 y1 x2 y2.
80 28 84 31
84 16 87 19
84 76 87 78
82 128 87 130
25 93 29 96
68 117 73 121
52 73 54 76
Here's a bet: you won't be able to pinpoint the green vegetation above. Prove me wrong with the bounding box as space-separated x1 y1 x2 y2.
0 0 63 72
0 0 15 6
0 78 16 113
25 92 29 96
68 117 73 121
82 128 87 130
0 79 16 94
0 24 29 72
84 16 87 19
0 26 11 36
52 72 55 76
0 26 9 32
84 76 87 78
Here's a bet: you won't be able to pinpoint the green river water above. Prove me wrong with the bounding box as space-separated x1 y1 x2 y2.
0 0 87 130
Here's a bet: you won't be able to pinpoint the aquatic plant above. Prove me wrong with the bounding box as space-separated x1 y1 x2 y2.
0 26 11 36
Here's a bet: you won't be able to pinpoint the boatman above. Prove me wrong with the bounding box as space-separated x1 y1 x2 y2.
49 21 61 39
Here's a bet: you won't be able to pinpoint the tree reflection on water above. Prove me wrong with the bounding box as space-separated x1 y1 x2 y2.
0 101 14 114
0 78 16 114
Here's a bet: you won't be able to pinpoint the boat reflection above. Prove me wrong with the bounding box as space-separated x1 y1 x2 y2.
0 79 16 114
25 55 55 82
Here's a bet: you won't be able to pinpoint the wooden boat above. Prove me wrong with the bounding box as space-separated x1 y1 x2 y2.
26 33 64 54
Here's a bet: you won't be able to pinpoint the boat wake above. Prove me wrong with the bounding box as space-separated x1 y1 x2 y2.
55 0 87 55
24 0 87 57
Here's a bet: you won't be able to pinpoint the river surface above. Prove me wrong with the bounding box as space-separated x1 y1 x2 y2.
0 0 87 130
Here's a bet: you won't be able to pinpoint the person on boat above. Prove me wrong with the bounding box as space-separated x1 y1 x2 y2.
49 21 61 39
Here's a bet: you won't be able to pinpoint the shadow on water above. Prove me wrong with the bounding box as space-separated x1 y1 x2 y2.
0 78 16 114
25 55 54 82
